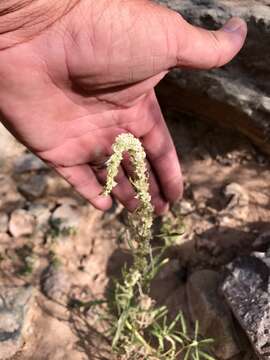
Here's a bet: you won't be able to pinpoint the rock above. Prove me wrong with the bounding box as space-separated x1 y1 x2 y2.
18 174 47 199
222 254 270 360
45 173 71 195
29 203 51 233
156 259 181 280
0 175 25 213
0 285 35 359
165 284 190 323
0 232 11 244
223 183 249 210
187 270 240 359
50 204 81 232
252 232 270 252
56 197 79 207
9 209 36 237
32 198 56 211
156 0 270 155
0 213 8 233
42 265 71 303
172 199 195 216
219 183 249 226
14 153 48 174
150 260 184 304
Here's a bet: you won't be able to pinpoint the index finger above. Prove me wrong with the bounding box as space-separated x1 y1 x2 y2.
141 93 183 203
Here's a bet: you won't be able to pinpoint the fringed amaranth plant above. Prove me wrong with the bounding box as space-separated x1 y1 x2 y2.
102 133 215 360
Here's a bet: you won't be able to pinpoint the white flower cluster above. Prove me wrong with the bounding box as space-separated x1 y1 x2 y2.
103 133 153 243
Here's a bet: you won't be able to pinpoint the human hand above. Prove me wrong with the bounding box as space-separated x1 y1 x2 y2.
0 0 247 213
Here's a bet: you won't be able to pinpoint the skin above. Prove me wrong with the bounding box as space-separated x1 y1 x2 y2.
0 0 247 213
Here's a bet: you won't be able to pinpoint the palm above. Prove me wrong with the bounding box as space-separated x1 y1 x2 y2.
0 0 247 212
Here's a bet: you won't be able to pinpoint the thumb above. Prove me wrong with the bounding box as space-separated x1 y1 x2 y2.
172 16 247 69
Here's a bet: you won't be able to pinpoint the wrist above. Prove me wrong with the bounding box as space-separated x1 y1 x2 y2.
0 0 79 49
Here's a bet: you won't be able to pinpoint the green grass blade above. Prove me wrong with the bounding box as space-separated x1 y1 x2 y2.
112 310 128 348
183 347 191 360
179 312 187 335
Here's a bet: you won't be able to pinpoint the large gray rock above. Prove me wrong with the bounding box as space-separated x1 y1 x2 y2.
0 286 35 359
156 0 270 154
222 253 270 360
187 270 241 359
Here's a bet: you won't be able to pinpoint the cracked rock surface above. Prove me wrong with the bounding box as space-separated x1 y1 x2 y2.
222 252 270 359
157 0 270 154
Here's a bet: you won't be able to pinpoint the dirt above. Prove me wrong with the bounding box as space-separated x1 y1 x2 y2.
1 110 270 360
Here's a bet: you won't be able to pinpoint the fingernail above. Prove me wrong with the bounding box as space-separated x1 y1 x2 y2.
223 17 246 33
93 195 112 210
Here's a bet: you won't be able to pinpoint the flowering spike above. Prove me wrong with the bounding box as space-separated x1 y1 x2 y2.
103 133 153 245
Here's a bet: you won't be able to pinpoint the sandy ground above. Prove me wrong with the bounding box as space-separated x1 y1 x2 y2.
0 109 269 360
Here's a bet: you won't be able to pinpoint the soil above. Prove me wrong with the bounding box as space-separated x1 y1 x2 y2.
1 110 269 360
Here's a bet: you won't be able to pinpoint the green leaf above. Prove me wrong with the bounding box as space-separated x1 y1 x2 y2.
194 320 199 341
170 334 184 345
179 312 187 335
112 310 129 348
168 312 182 332
183 347 191 360
198 338 215 345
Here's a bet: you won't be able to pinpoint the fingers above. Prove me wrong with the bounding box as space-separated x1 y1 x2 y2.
56 164 112 211
95 164 139 212
119 91 183 206
39 126 123 167
121 1 247 72
122 155 169 215
95 156 169 215
139 93 183 204
142 124 183 204
172 15 247 69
